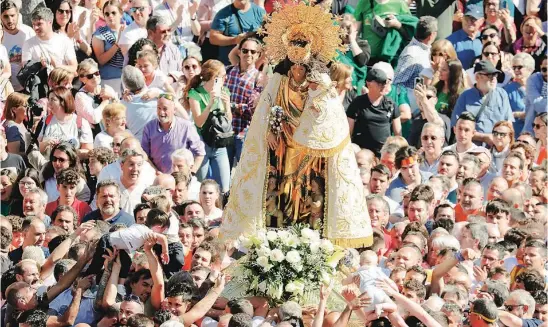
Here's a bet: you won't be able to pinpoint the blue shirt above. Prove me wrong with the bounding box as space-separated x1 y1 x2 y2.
523 72 547 134
503 81 526 135
446 29 483 69
211 3 265 65
48 288 99 326
81 209 135 226
451 87 514 134
386 171 433 203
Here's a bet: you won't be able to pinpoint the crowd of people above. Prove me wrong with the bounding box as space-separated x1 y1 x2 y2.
0 0 547 327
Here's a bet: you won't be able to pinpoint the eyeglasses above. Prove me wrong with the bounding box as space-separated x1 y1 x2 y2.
57 8 71 15
483 51 499 57
479 73 498 79
80 71 100 79
241 48 258 55
124 294 142 304
493 130 508 137
159 93 175 101
104 11 118 17
532 123 545 129
111 142 121 147
184 64 199 70
52 156 68 163
130 6 147 13
512 65 524 71
481 33 497 40
505 304 525 311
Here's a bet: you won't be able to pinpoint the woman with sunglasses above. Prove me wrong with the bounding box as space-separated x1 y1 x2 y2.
2 92 30 155
75 59 118 136
490 121 514 173
467 42 512 86
502 52 535 136
91 0 126 91
174 56 202 107
41 142 91 203
532 112 547 165
481 0 516 49
513 16 547 71
37 87 94 160
52 0 93 60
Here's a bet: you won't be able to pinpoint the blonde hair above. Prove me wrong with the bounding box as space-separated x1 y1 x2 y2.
330 62 352 88
102 103 126 125
136 50 159 67
48 68 73 86
431 39 458 61
77 58 99 76
384 136 409 149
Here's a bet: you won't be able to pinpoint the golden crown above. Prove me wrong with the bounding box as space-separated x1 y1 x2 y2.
259 1 347 66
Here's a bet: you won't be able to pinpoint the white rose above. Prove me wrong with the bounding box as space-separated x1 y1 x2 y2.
286 250 302 264
256 246 271 258
266 230 278 241
285 282 297 293
270 249 285 262
294 263 303 272
301 228 315 239
258 281 267 293
310 241 320 253
320 239 334 253
286 235 301 248
277 230 290 239
257 256 270 268
293 280 305 294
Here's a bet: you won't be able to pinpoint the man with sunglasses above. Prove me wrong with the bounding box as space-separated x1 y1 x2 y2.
498 290 542 327
119 0 150 59
146 15 183 76
451 60 513 147
523 55 547 135
224 36 262 168
409 84 449 150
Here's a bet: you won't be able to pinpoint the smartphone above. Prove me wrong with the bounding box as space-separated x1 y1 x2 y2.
414 76 424 88
213 77 222 96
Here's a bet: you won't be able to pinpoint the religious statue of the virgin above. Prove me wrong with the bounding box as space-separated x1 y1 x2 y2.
220 1 372 248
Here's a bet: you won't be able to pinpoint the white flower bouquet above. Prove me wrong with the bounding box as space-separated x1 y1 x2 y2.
234 225 345 304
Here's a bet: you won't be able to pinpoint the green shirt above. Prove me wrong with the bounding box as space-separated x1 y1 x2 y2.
354 0 410 58
386 84 411 138
435 91 450 113
187 85 229 133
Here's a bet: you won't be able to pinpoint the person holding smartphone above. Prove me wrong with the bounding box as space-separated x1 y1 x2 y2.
184 60 232 194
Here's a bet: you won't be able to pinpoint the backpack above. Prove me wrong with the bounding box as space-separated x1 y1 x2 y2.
201 108 234 148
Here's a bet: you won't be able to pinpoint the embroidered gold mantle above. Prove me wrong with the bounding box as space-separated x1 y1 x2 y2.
220 73 373 248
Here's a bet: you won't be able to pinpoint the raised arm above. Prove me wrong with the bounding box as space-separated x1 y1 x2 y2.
182 274 226 326
144 239 165 310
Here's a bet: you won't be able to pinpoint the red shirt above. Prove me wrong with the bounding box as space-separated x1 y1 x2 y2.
45 198 92 222
454 203 483 223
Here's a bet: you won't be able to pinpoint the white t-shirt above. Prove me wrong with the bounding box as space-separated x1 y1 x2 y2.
148 70 169 90
22 33 76 71
94 131 114 149
118 178 150 214
110 224 151 252
119 21 147 50
72 6 91 42
2 24 35 91
204 207 223 225
38 114 93 152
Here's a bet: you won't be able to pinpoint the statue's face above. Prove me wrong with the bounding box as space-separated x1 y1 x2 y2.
290 64 307 81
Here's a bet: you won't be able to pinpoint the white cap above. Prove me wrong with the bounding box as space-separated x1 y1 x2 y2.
372 61 394 80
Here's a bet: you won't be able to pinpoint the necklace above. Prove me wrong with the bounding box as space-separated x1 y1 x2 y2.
288 71 309 92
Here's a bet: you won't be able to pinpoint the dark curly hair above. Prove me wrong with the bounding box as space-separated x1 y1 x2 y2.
128 38 158 67
165 271 197 300
56 168 80 186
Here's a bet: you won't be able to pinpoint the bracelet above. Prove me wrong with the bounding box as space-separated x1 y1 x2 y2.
454 251 465 262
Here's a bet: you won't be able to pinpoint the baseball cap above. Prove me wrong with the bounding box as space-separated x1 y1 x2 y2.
372 61 394 80
468 146 492 162
464 4 484 19
366 68 388 84
474 60 502 74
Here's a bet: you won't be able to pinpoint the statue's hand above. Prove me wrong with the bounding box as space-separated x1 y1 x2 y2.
267 133 278 151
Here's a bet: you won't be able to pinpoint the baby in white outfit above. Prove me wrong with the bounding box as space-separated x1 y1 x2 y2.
342 250 394 314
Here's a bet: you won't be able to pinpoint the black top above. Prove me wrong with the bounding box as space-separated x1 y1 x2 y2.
1 153 27 176
347 94 399 156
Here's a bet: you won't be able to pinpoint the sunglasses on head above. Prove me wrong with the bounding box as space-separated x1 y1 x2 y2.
80 71 100 79
159 93 175 101
57 8 71 15
241 48 257 55
104 11 118 17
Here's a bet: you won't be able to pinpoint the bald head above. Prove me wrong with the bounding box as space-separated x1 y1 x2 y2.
356 149 375 168
487 177 508 201
502 188 523 209
155 173 176 191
